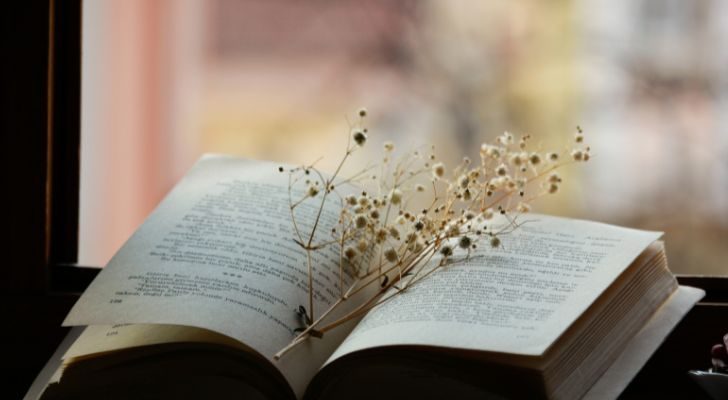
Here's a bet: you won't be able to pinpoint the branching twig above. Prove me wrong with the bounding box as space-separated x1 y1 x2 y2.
273 112 591 359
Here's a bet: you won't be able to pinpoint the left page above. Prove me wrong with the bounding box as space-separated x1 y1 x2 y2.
63 155 373 398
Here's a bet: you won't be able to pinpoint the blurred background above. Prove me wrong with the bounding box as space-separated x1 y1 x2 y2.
80 0 728 274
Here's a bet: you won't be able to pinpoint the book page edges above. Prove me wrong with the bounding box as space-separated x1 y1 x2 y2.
581 285 704 399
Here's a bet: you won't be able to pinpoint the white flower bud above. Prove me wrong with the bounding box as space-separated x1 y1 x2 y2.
459 236 472 249
344 247 357 259
440 245 453 257
571 149 584 161
384 248 398 263
432 162 445 179
357 238 369 252
352 129 367 146
389 188 403 205
495 163 508 176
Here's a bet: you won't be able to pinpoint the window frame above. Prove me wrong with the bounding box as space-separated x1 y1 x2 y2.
1 2 98 395
46 0 100 291
2 0 97 297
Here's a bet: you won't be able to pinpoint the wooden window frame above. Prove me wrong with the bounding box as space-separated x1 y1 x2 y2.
3 0 98 296
1 1 96 396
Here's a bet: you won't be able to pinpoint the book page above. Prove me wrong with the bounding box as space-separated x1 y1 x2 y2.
582 286 704 400
63 155 371 398
328 214 662 360
63 324 252 362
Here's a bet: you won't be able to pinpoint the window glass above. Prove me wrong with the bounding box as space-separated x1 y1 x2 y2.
80 0 728 273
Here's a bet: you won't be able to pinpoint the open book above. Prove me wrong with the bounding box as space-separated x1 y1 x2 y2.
37 155 701 399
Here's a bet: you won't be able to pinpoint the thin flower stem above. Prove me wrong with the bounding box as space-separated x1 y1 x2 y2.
273 295 344 360
275 119 590 359
306 251 314 322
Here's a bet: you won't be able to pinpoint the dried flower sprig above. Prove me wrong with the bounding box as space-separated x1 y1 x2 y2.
273 110 590 359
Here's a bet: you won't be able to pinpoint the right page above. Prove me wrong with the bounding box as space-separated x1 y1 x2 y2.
329 214 662 359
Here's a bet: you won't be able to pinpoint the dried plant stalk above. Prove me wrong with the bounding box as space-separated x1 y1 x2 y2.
274 109 590 359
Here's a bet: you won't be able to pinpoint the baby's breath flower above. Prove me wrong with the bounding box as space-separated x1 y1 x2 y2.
352 129 367 146
278 110 590 358
510 152 526 167
440 245 453 257
529 153 541 166
480 144 501 159
458 175 470 188
389 188 403 205
432 162 446 179
571 149 584 161
376 228 388 243
384 248 398 263
357 238 369 252
344 247 357 260
495 163 508 176
497 131 514 145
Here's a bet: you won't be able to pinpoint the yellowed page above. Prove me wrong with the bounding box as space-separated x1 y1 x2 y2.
63 324 251 361
63 155 370 398
328 214 663 361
